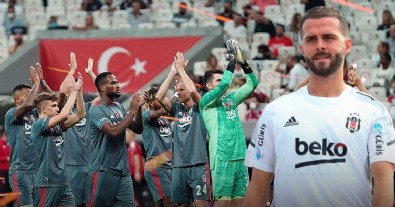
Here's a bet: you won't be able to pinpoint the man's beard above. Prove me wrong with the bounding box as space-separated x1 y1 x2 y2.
108 92 121 99
305 51 343 77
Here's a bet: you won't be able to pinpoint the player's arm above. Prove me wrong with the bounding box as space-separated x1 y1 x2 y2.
174 52 201 104
58 52 78 109
371 161 394 207
63 73 86 129
100 93 145 138
148 99 169 121
15 66 40 118
200 39 241 108
128 93 144 134
47 76 79 129
243 168 273 207
232 40 259 105
156 62 177 113
85 58 97 83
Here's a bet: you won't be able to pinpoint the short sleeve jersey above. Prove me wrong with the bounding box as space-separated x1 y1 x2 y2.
89 101 130 176
142 111 172 163
32 118 67 187
64 102 92 166
245 86 395 207
171 102 208 167
4 107 38 173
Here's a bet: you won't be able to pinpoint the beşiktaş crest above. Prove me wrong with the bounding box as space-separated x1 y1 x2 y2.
346 113 361 133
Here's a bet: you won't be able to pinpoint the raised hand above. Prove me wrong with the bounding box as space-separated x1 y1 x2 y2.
85 58 94 74
76 72 83 92
130 91 145 113
35 62 44 81
225 39 238 61
174 52 188 72
29 66 40 85
69 52 77 72
170 60 178 75
67 75 78 93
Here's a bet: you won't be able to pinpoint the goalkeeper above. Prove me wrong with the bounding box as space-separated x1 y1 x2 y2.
199 39 258 207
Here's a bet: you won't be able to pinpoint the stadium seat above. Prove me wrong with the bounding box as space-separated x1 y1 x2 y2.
284 4 304 16
137 23 154 29
211 47 228 61
95 19 111 30
0 47 9 63
193 61 206 76
113 10 129 20
264 5 282 15
260 70 281 89
111 19 132 29
349 45 367 57
180 20 197 28
218 60 229 69
271 88 284 100
92 11 109 20
262 60 280 71
47 0 64 6
358 68 374 88
0 38 8 48
278 46 296 59
252 32 270 45
199 20 219 27
25 5 45 16
156 21 176 29
353 58 373 69
249 60 265 71
369 87 387 101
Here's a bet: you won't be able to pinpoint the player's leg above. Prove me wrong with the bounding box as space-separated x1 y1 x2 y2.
58 185 76 207
171 167 191 207
145 167 172 207
65 165 84 206
89 171 117 207
9 172 34 206
189 164 210 207
212 159 232 207
34 186 63 207
113 175 135 207
80 166 91 207
230 160 249 207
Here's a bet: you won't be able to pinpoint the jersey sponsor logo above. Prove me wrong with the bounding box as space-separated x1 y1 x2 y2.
53 135 64 146
177 116 192 127
375 135 384 155
256 147 263 160
346 113 360 133
159 126 172 137
75 117 87 126
257 124 267 146
295 138 347 168
373 123 382 135
226 109 236 120
24 122 32 132
284 116 299 127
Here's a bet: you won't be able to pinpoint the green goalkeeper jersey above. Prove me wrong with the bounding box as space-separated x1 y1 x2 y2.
200 70 258 163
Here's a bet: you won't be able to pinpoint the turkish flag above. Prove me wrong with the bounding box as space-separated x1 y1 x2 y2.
40 36 203 93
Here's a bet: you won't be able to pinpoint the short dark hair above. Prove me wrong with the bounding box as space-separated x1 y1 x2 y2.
203 69 224 88
34 92 58 113
147 87 158 102
380 41 390 52
382 53 392 62
300 6 349 37
13 84 31 94
276 23 285 30
95 72 113 92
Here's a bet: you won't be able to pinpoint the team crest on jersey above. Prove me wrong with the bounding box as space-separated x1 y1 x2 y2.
23 114 36 123
346 113 361 133
222 98 234 109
